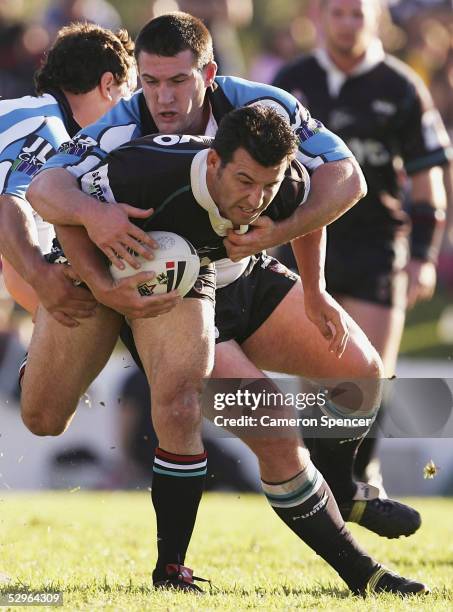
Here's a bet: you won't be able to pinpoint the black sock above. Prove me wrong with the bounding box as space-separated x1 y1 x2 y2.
262 463 378 592
151 447 207 579
311 436 362 502
311 397 378 502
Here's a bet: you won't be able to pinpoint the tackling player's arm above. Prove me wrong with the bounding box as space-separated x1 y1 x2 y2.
27 168 157 269
225 157 365 260
55 225 181 319
0 193 97 327
291 228 348 357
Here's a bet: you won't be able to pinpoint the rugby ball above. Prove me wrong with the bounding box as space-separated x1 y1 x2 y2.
110 231 200 297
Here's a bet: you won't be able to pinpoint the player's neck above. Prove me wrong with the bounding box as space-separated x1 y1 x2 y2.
198 99 212 134
63 89 109 128
325 46 366 75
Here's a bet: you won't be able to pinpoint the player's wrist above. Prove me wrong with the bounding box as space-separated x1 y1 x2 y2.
409 201 446 264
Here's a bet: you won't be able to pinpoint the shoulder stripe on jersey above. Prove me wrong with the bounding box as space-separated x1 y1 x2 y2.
0 160 13 193
0 116 46 154
99 124 137 153
0 94 56 118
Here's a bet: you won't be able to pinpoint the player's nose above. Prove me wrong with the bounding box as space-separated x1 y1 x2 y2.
157 83 175 104
248 186 265 209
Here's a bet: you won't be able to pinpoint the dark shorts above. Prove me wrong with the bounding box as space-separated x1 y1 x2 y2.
215 253 298 344
325 237 409 308
120 253 298 369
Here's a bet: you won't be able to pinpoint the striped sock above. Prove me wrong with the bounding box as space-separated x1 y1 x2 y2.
151 447 207 580
262 462 377 592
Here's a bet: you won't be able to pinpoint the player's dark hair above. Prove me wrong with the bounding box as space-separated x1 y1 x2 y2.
135 12 214 69
35 22 135 95
212 105 299 167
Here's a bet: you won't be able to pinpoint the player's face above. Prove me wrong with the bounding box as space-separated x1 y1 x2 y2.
208 147 288 226
322 0 379 57
138 49 217 134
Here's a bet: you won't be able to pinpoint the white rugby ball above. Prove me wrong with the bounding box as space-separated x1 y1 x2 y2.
110 231 200 297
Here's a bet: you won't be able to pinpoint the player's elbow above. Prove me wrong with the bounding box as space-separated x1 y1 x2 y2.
326 158 367 210
349 157 368 202
26 171 50 215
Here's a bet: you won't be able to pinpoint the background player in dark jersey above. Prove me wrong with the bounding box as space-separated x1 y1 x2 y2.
273 0 451 490
23 106 428 595
0 23 175 328
25 12 422 574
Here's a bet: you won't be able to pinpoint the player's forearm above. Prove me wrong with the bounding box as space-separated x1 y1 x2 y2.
409 167 447 263
291 228 327 293
274 158 367 243
0 194 48 288
55 225 112 296
27 168 104 227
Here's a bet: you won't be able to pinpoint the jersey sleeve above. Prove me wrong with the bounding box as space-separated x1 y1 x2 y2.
41 92 144 178
0 96 68 200
395 73 452 175
216 75 353 171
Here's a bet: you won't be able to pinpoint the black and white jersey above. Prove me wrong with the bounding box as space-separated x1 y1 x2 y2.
274 44 452 242
79 135 309 264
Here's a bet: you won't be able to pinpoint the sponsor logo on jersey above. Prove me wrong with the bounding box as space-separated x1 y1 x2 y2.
347 137 391 167
295 117 322 141
12 135 55 177
59 134 98 157
372 100 397 116
82 164 115 203
152 134 207 147
329 109 356 131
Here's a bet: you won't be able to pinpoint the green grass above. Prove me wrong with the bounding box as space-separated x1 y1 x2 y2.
0 493 452 610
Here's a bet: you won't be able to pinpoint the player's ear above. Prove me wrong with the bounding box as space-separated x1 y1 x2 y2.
203 61 217 87
99 71 115 100
207 148 221 170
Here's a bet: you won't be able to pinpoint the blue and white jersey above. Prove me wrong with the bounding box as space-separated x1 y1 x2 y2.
43 75 353 179
0 93 71 200
0 89 79 252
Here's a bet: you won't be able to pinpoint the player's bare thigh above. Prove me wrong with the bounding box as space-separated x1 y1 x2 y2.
130 298 215 453
336 295 406 377
241 281 382 379
21 304 123 435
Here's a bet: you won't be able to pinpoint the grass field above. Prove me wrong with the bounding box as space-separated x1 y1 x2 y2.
1 492 452 611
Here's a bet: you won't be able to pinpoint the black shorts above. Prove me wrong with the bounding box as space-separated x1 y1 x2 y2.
121 253 297 369
215 253 298 344
325 237 409 308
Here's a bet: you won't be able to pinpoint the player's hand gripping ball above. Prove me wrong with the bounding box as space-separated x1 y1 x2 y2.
110 231 200 297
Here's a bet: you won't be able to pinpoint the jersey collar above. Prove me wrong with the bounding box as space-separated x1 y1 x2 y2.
315 39 385 97
190 148 248 236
